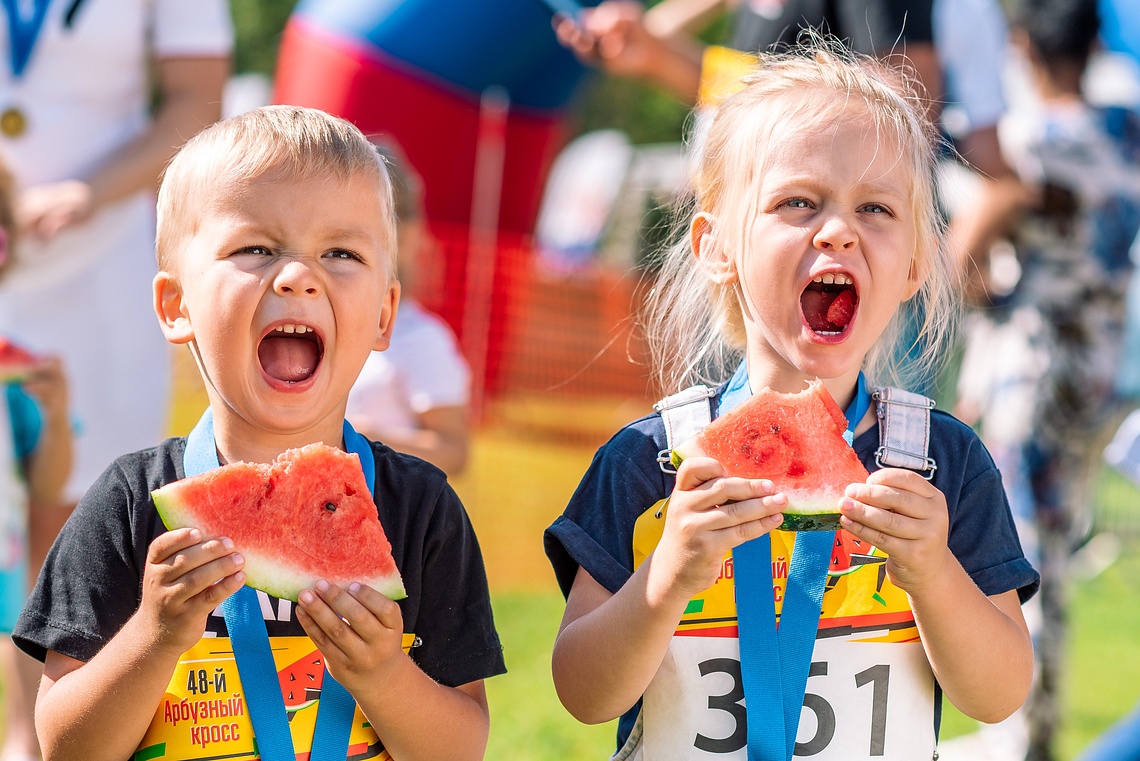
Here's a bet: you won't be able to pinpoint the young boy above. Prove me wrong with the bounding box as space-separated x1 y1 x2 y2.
12 106 505 761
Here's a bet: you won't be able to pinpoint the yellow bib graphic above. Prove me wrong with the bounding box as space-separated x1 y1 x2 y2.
135 633 416 761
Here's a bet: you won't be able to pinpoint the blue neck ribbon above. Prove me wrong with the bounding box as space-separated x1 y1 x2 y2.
723 366 869 761
3 0 52 78
182 409 371 761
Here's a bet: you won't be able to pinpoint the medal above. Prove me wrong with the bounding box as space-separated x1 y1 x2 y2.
0 105 24 137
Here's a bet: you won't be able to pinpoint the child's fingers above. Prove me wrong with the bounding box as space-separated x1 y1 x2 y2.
344 582 403 632
297 582 367 651
147 527 207 565
674 456 726 490
168 551 246 598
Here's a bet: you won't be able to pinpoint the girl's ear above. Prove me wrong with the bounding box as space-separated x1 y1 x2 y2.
691 212 737 284
372 280 401 351
153 271 194 344
903 247 932 301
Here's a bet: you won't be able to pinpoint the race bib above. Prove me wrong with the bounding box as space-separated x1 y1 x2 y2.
135 634 416 761
643 637 935 760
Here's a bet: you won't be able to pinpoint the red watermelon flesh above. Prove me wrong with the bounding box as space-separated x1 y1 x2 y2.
802 283 857 333
152 443 406 602
672 379 868 531
0 337 39 382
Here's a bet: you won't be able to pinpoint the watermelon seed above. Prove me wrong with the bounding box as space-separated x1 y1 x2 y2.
324 502 337 512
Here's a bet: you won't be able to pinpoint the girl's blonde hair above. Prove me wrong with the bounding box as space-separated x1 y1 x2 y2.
157 105 397 277
643 42 960 395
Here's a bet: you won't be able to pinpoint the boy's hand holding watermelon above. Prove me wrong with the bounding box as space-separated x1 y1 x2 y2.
295 579 407 697
137 528 247 656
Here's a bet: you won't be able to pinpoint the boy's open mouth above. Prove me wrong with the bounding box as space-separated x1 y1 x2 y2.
258 324 324 383
801 274 857 334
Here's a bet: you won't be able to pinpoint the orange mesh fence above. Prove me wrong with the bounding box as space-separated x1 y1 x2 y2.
415 222 658 446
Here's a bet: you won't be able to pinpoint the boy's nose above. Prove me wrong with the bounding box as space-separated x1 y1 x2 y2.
813 215 857 251
274 259 320 296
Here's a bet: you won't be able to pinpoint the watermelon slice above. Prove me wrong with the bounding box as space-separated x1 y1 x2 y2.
152 443 406 601
0 337 39 383
671 379 869 531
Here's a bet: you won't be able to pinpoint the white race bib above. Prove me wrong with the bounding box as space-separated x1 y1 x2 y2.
641 636 936 760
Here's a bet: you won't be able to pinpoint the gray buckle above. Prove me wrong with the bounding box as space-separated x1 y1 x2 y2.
875 446 938 479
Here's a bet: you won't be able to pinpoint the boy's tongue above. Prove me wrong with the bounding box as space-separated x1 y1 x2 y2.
258 334 319 383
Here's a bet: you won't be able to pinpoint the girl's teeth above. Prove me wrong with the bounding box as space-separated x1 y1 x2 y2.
811 273 852 285
275 324 309 334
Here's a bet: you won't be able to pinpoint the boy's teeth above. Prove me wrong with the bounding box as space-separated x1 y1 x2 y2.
811 273 852 285
275 324 309 334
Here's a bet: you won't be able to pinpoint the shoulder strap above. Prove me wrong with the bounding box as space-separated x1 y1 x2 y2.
871 386 938 478
654 385 715 473
654 383 938 478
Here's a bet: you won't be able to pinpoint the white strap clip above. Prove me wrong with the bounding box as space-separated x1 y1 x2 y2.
872 387 937 479
654 385 715 474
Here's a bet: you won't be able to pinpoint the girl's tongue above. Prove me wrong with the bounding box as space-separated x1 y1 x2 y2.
801 283 857 333
258 334 320 383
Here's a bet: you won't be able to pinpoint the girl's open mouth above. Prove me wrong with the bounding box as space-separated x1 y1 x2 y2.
801 274 857 335
258 323 324 383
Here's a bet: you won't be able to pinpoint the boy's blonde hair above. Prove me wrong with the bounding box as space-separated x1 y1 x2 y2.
157 105 397 277
644 42 959 394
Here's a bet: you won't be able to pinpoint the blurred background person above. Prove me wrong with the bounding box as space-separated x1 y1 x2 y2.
0 0 232 565
0 157 71 761
952 0 1140 759
347 140 472 476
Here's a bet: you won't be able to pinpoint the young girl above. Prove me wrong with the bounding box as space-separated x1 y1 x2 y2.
544 43 1039 760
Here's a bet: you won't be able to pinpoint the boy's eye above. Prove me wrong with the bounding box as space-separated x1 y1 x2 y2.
234 245 273 257
324 249 363 262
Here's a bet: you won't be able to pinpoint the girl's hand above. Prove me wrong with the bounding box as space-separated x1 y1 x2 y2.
138 528 246 655
650 456 786 603
838 468 953 594
296 581 406 696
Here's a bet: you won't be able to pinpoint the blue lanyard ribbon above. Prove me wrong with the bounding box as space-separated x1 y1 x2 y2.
3 0 51 78
724 366 869 761
183 409 371 761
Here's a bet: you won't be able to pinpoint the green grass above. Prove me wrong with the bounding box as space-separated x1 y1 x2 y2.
486 592 617 760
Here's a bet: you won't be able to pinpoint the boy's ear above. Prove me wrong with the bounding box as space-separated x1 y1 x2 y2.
691 212 736 284
153 271 195 344
372 280 401 352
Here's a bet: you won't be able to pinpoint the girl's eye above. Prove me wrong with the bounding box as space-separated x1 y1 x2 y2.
861 203 892 215
783 198 813 209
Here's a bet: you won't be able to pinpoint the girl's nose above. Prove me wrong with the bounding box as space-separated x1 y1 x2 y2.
274 259 321 296
813 215 858 251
